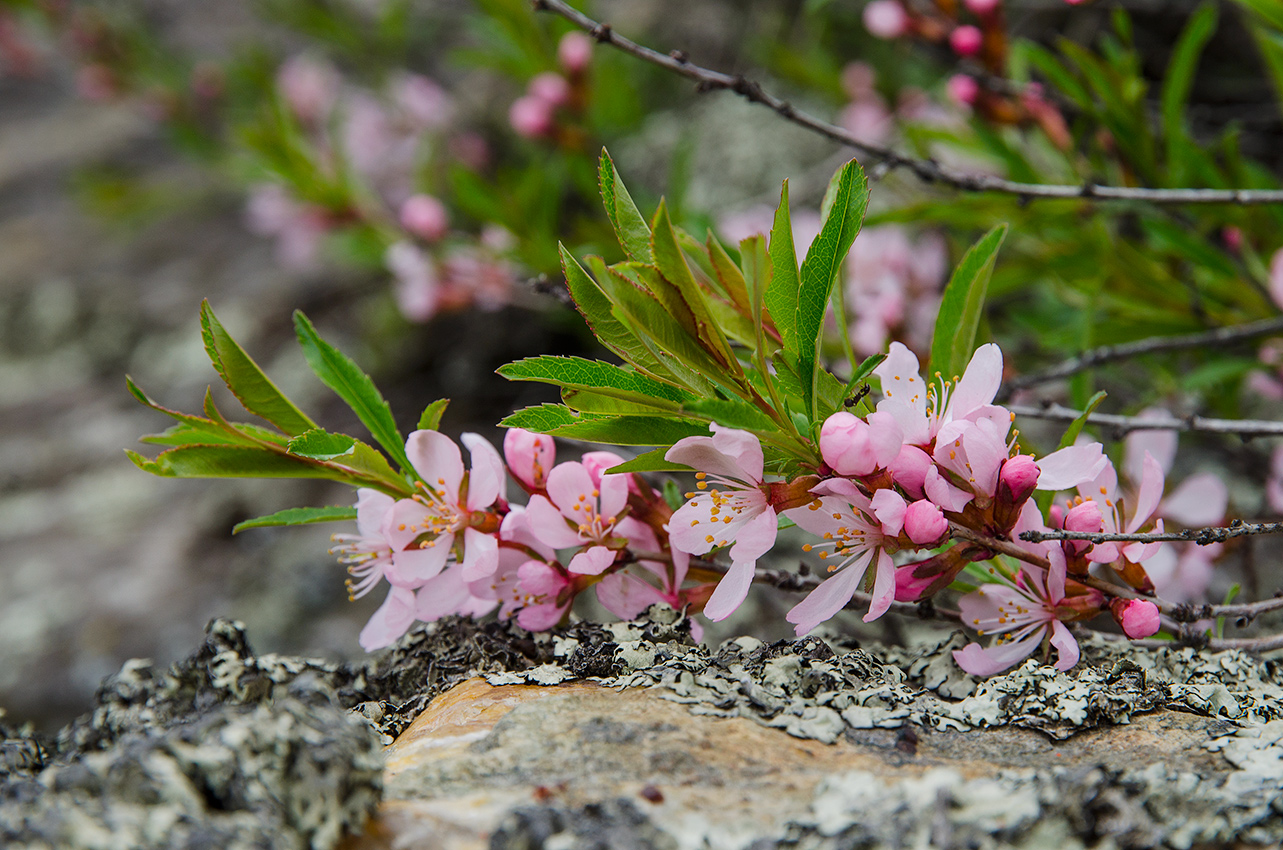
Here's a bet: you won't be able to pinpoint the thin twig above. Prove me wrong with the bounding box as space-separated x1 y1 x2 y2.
1008 402 1283 438
1018 520 1283 546
998 316 1283 399
532 0 1283 206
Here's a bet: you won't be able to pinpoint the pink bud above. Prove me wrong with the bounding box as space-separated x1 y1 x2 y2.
1222 226 1243 253
528 72 570 107
998 455 1039 505
504 429 556 490
509 95 554 138
950 25 984 57
558 32 593 73
1111 598 1161 638
841 62 877 100
820 412 902 477
580 451 626 487
889 445 933 499
399 194 449 242
964 0 1001 15
946 74 980 107
863 0 909 39
1064 501 1103 533
904 499 947 545
276 55 337 124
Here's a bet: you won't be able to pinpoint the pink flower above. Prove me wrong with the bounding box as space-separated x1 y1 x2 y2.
946 74 980 107
386 241 440 322
276 54 338 124
964 0 1001 15
399 194 449 242
904 499 948 544
819 411 903 477
468 506 561 624
529 72 571 107
785 479 897 631
525 459 628 577
1076 452 1164 565
1270 249 1283 311
874 341 1004 449
387 430 505 584
953 547 1082 675
510 95 554 138
863 0 909 38
359 586 417 651
665 425 778 621
559 32 593 73
504 428 556 491
390 73 453 132
1111 598 1160 639
950 25 984 57
330 489 399 599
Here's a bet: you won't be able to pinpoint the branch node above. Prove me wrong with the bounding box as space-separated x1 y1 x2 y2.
669 49 688 63
591 23 613 42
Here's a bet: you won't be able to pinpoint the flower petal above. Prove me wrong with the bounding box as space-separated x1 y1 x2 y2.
862 550 896 622
405 429 464 499
460 527 499 580
359 586 418 651
524 494 584 549
786 550 872 635
703 560 755 621
1127 451 1166 533
568 545 616 576
946 343 1002 420
1037 443 1108 491
1161 472 1227 528
728 507 778 566
870 489 906 537
387 537 451 586
596 573 667 620
356 488 395 539
1048 619 1080 671
951 627 1043 676
461 432 505 510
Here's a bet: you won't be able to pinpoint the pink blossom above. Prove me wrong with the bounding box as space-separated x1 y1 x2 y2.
510 95 554 138
665 425 777 621
904 499 948 544
952 547 1081 675
329 489 398 599
1270 249 1283 311
276 54 338 124
504 428 556 491
559 32 593 73
845 227 946 358
245 185 328 271
390 73 453 132
997 455 1039 507
525 460 629 550
468 506 561 624
963 0 1001 15
386 241 440 322
399 194 449 242
359 586 417 651
950 25 984 57
785 480 897 630
1111 598 1161 639
529 72 571 107
874 341 1004 448
838 98 894 146
946 74 980 107
1077 452 1164 565
863 0 909 38
414 566 497 623
841 62 877 100
386 430 505 584
819 411 903 477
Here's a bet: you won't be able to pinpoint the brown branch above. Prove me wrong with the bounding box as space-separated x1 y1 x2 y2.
998 316 1283 399
1007 402 1283 438
1018 520 1283 546
532 0 1283 206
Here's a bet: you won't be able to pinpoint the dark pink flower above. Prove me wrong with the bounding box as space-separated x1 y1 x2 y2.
950 26 984 57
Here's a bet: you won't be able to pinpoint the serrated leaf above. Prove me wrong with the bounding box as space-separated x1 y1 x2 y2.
681 398 776 431
764 180 799 352
1056 391 1107 450
929 224 1008 381
145 445 337 478
201 388 290 447
233 505 358 534
605 448 694 474
706 232 750 313
200 301 317 436
418 398 450 431
562 387 682 415
288 428 357 460
797 160 869 420
293 311 412 475
599 149 653 263
500 403 581 433
127 376 267 447
651 200 736 368
548 415 710 446
498 355 692 402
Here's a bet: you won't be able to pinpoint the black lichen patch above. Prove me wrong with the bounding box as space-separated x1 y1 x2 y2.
489 798 677 850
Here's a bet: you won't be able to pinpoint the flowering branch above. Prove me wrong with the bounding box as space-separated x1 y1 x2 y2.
532 0 1283 206
999 316 1283 399
1007 402 1283 438
1018 520 1283 546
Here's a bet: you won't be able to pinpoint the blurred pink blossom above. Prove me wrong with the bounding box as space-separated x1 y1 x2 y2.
386 241 440 322
529 72 571 107
390 72 453 132
946 74 980 107
950 25 984 57
863 0 910 39
559 32 593 73
276 54 339 124
399 194 449 242
509 94 555 138
964 0 1001 14
245 184 328 271
846 226 947 356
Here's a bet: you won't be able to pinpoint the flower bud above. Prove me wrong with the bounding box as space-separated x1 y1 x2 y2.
1063 500 1104 557
950 25 984 57
993 454 1039 532
863 0 909 39
904 499 947 545
946 74 979 107
1110 598 1161 639
528 72 571 107
509 95 554 138
580 451 626 487
820 412 880 477
558 32 593 73
504 429 555 490
399 194 449 242
964 0 1001 14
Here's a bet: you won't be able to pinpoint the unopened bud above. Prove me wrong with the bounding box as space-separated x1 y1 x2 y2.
904 499 947 545
1110 598 1161 638
820 411 901 477
399 194 449 242
950 25 984 57
558 32 593 74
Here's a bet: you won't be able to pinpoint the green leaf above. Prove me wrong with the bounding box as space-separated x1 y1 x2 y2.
292 311 412 474
843 354 887 397
764 180 799 352
605 448 695 474
562 387 682 415
598 149 653 263
288 428 357 460
797 160 869 419
233 505 358 534
929 224 1008 381
418 398 450 431
500 403 581 433
706 232 751 314
127 376 268 448
499 355 692 402
1161 3 1218 165
199 301 317 436
651 200 736 368
142 445 338 478
681 398 776 431
548 415 710 446
1056 391 1107 450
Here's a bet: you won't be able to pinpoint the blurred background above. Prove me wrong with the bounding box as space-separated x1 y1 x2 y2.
2 0 1282 729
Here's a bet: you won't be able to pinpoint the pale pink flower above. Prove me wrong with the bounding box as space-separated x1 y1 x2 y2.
863 0 909 38
950 25 984 56
785 479 897 631
329 489 399 599
504 428 556 491
359 585 417 651
1077 452 1164 565
842 62 878 100
559 32 593 73
665 425 777 621
953 547 1081 675
276 54 338 124
1270 249 1283 311
414 566 497 623
245 184 328 271
386 241 440 322
467 506 560 624
904 498 948 544
529 72 571 107
874 341 1004 448
839 98 894 146
387 430 505 584
845 227 946 357
399 194 449 242
510 95 554 138
525 460 629 577
390 73 453 132
596 518 705 640
946 74 980 107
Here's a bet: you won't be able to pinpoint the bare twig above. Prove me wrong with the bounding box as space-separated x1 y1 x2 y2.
998 316 1283 399
532 0 1283 206
1008 402 1283 438
1018 520 1283 546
